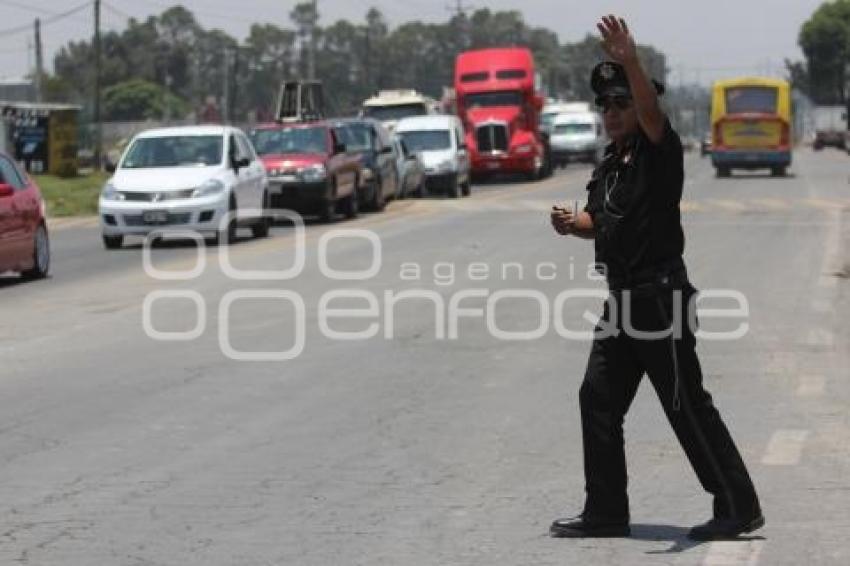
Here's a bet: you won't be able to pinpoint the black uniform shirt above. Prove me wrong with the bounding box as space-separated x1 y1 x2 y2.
584 119 685 279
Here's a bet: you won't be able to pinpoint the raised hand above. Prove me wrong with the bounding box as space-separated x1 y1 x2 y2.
597 15 638 65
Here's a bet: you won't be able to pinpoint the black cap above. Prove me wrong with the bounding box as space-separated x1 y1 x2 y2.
590 61 665 104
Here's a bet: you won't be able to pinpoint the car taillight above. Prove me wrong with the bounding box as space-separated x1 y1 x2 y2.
779 122 790 147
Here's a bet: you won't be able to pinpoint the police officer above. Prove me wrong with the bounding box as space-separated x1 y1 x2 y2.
549 15 763 540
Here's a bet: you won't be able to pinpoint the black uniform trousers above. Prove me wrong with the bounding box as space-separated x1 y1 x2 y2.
579 271 760 523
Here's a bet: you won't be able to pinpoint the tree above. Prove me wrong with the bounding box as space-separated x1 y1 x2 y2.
102 79 188 121
798 0 850 104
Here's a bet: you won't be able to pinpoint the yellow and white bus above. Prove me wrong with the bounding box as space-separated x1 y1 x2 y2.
710 77 792 177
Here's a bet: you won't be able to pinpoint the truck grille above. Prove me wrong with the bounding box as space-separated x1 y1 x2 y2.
476 123 509 153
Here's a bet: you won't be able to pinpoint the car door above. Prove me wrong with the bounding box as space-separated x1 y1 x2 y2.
373 124 396 199
236 132 265 211
228 134 252 217
0 159 16 271
328 128 356 199
0 156 32 267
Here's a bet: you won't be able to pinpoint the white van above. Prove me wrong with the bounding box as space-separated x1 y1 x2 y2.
549 111 607 167
395 115 471 198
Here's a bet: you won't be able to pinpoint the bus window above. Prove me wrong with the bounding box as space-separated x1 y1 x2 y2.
725 87 777 114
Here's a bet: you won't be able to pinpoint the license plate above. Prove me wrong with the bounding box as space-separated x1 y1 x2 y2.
143 210 169 224
486 162 501 170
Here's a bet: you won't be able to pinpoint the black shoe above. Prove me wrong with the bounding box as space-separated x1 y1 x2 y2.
550 515 630 538
687 514 765 541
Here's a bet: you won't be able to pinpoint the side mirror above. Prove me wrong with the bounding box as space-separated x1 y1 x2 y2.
380 145 394 155
333 142 347 155
0 183 13 197
105 162 116 174
405 152 418 161
459 143 468 151
232 157 251 170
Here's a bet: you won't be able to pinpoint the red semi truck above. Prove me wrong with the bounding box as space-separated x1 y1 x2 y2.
454 47 551 180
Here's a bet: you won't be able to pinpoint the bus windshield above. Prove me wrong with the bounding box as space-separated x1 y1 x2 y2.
725 87 778 114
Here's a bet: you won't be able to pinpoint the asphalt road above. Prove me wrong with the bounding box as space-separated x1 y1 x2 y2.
1 148 848 565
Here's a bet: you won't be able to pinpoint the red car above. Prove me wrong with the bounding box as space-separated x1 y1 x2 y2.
0 152 50 279
249 122 361 222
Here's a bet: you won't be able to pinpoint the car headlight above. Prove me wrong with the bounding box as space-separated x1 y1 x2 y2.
515 143 534 154
192 179 225 198
100 182 124 201
300 163 327 182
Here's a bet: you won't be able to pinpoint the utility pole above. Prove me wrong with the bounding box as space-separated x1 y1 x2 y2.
222 47 232 123
446 0 473 48
34 18 43 103
307 0 318 80
93 0 103 170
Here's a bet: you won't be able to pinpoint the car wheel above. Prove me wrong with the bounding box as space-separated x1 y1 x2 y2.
370 176 386 211
771 166 787 177
252 190 271 238
214 196 238 246
102 234 123 250
22 223 50 279
461 177 471 197
414 179 426 198
447 174 460 198
716 166 731 178
341 185 359 219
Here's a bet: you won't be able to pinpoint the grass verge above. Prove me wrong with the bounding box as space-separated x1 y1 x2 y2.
35 172 108 217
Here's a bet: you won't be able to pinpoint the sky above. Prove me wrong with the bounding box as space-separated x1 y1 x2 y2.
0 0 826 86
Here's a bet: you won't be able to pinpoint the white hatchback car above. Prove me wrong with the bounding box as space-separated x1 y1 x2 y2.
99 125 269 249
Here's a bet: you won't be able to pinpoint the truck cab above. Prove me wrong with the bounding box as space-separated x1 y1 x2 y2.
454 47 550 180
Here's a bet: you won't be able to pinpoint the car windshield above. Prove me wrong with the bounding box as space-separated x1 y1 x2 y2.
725 86 778 114
554 123 594 134
364 104 428 122
335 124 374 152
465 91 522 108
250 127 327 156
121 135 223 169
398 131 452 152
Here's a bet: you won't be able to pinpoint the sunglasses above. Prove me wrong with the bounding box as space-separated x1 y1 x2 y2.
596 96 633 112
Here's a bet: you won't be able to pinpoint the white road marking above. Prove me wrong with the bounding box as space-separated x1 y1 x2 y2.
761 430 809 466
702 539 764 566
796 374 826 397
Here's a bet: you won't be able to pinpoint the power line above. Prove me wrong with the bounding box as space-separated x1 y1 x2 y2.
0 1 92 38
0 0 54 16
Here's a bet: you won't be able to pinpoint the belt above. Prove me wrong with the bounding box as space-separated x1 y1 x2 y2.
606 257 687 291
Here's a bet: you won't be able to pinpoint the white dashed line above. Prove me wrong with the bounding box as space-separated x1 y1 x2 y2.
702 539 764 566
761 430 809 466
796 374 826 397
